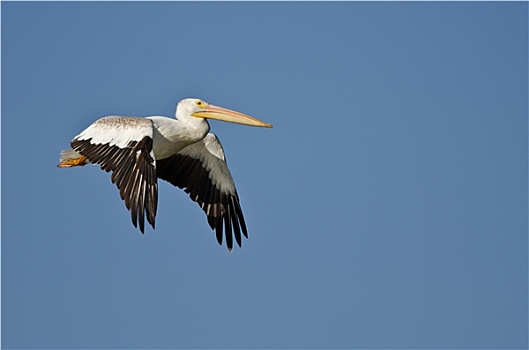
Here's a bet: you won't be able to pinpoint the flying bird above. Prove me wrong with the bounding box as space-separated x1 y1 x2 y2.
58 98 272 251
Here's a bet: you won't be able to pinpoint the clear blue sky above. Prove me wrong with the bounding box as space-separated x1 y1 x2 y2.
2 2 527 348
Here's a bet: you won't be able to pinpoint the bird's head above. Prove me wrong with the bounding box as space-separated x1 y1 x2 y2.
177 98 273 128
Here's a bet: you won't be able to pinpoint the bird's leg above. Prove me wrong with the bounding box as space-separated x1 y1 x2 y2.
58 155 88 168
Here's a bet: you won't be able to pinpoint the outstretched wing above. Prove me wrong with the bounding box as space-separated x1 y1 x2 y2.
156 133 248 251
70 116 157 232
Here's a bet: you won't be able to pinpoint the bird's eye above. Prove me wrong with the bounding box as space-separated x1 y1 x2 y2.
195 100 204 107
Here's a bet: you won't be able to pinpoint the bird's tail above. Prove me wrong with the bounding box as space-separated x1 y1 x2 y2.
58 149 90 168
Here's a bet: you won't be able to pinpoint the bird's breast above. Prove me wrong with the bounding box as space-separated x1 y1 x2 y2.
148 116 208 160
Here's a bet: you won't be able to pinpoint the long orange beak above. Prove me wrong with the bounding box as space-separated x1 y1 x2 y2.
192 103 273 128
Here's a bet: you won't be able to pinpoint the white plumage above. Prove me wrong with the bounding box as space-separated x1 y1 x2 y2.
59 98 272 251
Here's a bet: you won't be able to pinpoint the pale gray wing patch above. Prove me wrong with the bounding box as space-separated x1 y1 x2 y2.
71 116 157 232
156 134 247 251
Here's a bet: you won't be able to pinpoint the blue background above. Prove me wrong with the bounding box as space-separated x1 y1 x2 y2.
2 2 527 348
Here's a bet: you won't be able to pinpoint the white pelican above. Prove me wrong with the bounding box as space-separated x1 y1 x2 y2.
58 98 272 251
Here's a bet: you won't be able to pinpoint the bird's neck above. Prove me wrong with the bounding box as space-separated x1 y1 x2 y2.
147 116 210 160
173 108 209 139
177 119 210 143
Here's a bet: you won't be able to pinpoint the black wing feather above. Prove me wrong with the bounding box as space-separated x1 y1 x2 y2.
71 135 157 232
156 146 247 251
